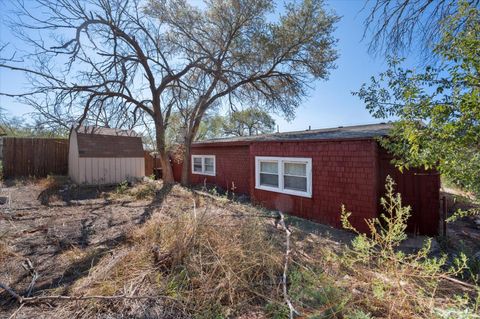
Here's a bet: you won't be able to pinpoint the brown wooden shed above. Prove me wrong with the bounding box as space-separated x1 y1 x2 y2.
68 126 145 185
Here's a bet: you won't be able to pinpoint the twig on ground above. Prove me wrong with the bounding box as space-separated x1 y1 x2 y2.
0 281 177 305
0 282 23 303
277 211 300 319
440 274 478 290
8 304 24 319
22 258 39 297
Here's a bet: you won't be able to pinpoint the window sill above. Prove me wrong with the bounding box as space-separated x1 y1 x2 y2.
255 185 312 198
192 171 216 176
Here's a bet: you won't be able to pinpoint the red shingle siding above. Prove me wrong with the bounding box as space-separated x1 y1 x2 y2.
184 138 440 236
377 147 440 236
190 145 250 195
249 140 378 233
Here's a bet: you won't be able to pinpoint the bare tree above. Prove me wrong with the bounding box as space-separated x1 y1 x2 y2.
150 0 338 185
363 0 480 58
0 0 205 182
1 0 338 185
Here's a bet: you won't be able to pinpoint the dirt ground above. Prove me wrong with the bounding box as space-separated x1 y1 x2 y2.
0 179 168 318
0 178 352 318
0 178 478 318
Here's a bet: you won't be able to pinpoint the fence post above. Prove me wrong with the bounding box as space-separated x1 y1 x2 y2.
442 196 447 237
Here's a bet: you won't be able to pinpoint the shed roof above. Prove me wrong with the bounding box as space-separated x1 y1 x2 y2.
194 123 393 146
74 126 144 158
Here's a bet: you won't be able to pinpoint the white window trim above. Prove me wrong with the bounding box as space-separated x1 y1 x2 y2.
191 155 216 176
255 156 312 198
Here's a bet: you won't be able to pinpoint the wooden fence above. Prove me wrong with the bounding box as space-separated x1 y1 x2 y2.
2 137 69 178
144 151 162 178
144 151 183 181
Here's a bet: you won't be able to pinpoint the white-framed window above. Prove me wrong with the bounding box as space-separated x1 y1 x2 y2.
191 155 216 176
255 156 312 198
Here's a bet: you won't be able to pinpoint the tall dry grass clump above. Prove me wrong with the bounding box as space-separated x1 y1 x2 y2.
68 197 284 318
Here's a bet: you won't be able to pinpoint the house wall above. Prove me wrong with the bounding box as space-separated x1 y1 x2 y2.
190 145 250 195
68 130 145 185
186 139 440 235
377 147 440 236
249 139 379 233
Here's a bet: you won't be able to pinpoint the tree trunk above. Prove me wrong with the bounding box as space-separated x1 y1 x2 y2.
180 134 193 186
155 124 174 183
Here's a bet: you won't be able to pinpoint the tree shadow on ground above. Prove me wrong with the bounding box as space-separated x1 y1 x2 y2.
0 181 174 312
137 182 173 224
38 183 117 206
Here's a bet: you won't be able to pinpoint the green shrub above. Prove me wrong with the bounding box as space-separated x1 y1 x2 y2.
288 266 349 318
340 176 474 318
115 180 129 194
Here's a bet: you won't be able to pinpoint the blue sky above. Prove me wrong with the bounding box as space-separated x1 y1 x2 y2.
274 0 389 132
0 0 411 131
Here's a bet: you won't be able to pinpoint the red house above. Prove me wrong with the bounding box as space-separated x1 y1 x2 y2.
176 123 440 236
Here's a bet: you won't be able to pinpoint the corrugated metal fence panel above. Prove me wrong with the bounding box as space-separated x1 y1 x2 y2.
2 137 69 178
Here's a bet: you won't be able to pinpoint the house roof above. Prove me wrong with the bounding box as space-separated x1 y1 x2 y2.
74 126 144 158
194 123 393 146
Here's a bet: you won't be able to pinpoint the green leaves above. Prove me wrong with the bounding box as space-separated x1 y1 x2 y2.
354 2 480 195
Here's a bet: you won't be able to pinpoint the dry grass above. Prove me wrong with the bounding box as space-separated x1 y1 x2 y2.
64 187 284 318
336 177 480 319
2 181 478 318
108 180 159 201
0 239 14 263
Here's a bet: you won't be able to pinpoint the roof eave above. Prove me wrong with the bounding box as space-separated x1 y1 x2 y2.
192 135 387 148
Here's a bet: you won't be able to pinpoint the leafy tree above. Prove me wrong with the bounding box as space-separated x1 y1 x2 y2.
163 112 225 147
196 114 226 141
0 108 65 137
0 0 338 184
355 2 480 195
222 108 276 137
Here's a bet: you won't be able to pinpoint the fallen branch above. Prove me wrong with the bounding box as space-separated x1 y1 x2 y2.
8 304 24 319
0 281 177 304
277 211 300 319
0 282 22 303
22 258 39 297
440 274 479 291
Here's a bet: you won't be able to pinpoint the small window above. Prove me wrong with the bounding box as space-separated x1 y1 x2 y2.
191 155 216 176
255 156 312 198
193 157 203 173
259 161 279 187
284 162 307 192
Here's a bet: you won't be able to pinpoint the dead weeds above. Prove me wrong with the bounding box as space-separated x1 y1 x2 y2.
67 192 284 318
1 179 480 318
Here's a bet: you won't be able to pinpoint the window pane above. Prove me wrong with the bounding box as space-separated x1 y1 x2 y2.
284 175 307 192
193 158 202 172
260 173 278 187
204 157 214 166
284 162 306 176
204 157 214 173
260 161 278 174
